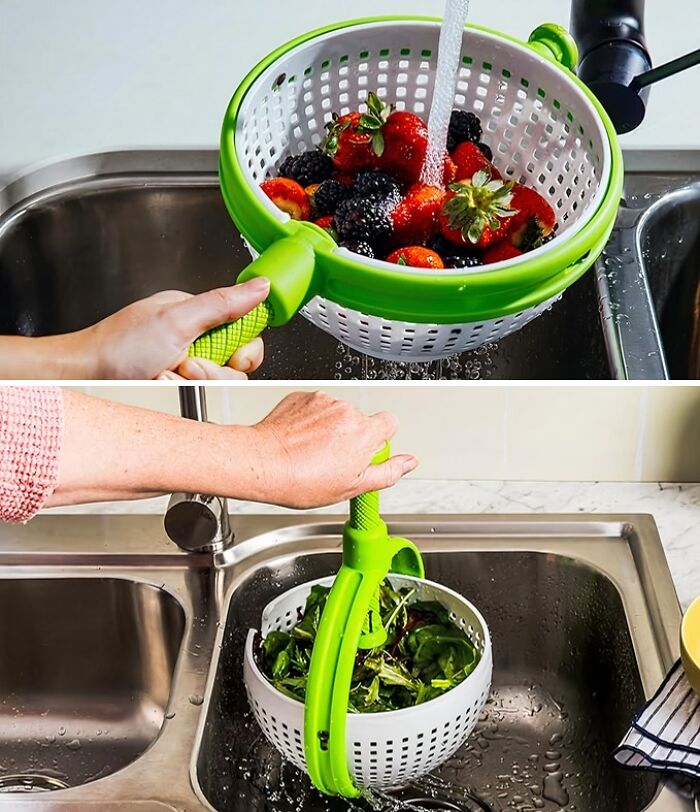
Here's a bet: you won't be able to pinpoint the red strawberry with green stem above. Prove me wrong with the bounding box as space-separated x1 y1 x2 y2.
321 111 379 173
391 183 446 246
439 169 518 249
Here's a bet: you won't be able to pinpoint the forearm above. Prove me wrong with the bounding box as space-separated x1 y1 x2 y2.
0 333 96 380
47 390 269 507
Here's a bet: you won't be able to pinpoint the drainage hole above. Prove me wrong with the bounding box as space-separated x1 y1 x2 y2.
0 774 71 793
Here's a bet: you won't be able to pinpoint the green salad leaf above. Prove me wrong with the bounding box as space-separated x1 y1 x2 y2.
256 580 480 713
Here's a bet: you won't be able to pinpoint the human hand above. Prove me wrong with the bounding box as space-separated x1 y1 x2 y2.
81 277 270 379
247 391 418 508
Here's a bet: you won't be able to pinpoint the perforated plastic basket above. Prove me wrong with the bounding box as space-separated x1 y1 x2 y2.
191 17 622 363
243 574 493 790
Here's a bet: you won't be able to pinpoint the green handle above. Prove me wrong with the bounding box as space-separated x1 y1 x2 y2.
528 24 579 70
189 300 273 365
187 235 319 365
348 443 390 532
304 442 424 798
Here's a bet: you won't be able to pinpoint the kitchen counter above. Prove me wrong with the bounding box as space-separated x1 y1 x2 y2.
46 478 700 611
2 0 700 186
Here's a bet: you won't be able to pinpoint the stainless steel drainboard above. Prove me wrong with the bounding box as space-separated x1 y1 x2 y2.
0 514 687 811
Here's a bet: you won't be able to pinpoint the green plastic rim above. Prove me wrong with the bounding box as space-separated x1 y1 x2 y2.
219 17 623 325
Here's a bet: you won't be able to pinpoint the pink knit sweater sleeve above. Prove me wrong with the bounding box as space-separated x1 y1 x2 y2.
0 387 64 523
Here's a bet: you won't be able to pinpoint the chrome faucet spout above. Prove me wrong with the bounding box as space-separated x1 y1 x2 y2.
164 386 233 554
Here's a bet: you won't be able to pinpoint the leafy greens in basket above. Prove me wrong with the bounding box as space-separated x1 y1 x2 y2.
256 580 481 713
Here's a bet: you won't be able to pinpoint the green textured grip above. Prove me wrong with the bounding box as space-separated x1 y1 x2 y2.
349 443 390 531
188 300 273 366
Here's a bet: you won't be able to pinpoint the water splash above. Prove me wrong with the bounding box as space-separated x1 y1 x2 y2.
333 343 497 381
421 0 471 186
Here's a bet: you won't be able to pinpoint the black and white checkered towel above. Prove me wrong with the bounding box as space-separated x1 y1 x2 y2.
614 659 700 779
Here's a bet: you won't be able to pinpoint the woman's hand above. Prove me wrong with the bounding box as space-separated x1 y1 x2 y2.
87 277 269 379
246 391 419 508
0 278 269 380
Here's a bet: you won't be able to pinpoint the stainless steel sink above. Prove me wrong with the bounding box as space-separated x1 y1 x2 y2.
0 514 688 810
0 578 184 791
5 149 699 379
596 151 700 379
0 151 608 380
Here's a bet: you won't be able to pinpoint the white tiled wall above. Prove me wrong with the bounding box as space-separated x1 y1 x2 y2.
77 384 700 482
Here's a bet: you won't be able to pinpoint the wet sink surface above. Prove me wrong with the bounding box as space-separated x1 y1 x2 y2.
595 152 700 379
0 578 184 791
0 514 685 810
198 546 658 812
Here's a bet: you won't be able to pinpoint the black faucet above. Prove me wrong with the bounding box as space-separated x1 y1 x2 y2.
570 0 652 133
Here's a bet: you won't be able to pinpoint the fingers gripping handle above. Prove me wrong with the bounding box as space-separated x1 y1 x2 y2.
348 442 391 532
189 300 273 365
187 235 319 365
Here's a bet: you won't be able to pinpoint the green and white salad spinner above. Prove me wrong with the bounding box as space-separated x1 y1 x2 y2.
190 17 623 363
243 445 493 796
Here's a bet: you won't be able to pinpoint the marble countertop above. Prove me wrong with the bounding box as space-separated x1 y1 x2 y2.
46 479 700 611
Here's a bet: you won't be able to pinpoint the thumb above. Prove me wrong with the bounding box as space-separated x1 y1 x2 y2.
168 277 270 341
355 454 419 494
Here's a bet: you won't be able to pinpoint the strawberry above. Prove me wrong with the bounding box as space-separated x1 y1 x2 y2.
386 246 445 269
482 242 524 264
391 183 445 246
378 110 429 185
507 185 557 249
452 141 501 182
438 169 518 249
260 177 311 220
443 155 458 185
321 111 379 173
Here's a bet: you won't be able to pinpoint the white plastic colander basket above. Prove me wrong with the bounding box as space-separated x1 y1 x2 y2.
230 19 615 359
243 575 493 789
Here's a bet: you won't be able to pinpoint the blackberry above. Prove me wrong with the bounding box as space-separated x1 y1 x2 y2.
428 234 451 254
446 110 483 151
277 154 300 179
313 179 351 216
341 240 375 259
443 253 483 269
477 141 493 161
279 150 333 186
334 196 393 245
428 234 482 268
353 171 402 207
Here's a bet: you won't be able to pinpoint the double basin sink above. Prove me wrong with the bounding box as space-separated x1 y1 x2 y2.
0 513 688 810
2 150 700 379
